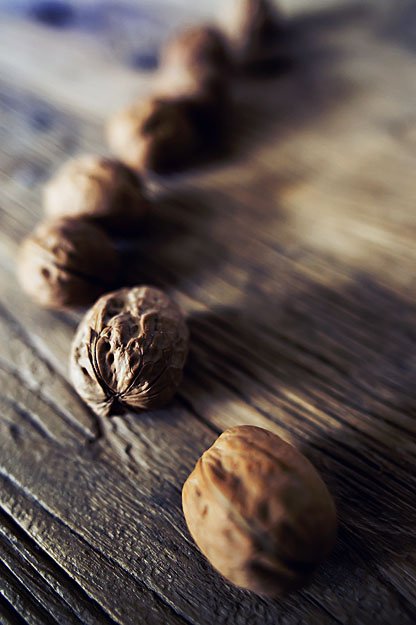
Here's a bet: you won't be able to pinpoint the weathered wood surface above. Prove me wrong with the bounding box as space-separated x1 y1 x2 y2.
1 1 416 623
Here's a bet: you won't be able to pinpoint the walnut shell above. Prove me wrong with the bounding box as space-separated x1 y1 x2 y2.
155 63 229 107
44 155 149 234
106 98 201 174
70 286 189 416
182 425 337 597
17 219 119 309
161 25 230 76
219 0 282 67
154 67 231 125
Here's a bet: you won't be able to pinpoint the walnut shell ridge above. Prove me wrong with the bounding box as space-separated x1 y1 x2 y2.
70 286 189 416
44 155 149 233
182 425 337 597
17 218 119 309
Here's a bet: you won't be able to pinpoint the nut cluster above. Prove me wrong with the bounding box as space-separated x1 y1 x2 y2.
183 426 337 596
17 154 150 308
107 0 287 175
15 0 339 602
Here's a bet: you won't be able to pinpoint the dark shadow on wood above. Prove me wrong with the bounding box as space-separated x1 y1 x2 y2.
115 187 228 290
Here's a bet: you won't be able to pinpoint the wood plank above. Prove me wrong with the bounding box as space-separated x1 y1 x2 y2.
0 0 415 623
0 476 187 625
0 260 414 624
0 508 116 625
0 308 345 625
0 594 29 625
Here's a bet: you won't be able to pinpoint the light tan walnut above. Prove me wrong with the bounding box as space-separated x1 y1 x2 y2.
182 425 337 597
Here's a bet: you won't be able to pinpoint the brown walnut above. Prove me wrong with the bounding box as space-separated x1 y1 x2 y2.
44 155 149 233
182 425 337 597
219 0 283 68
17 219 119 309
106 97 201 174
161 25 230 76
70 286 189 416
155 64 229 111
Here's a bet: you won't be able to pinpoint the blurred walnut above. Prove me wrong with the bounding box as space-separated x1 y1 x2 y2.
17 219 119 309
219 0 285 68
44 155 149 234
161 25 230 76
155 60 229 105
155 66 231 142
106 97 202 174
108 27 233 175
182 425 337 597
70 286 189 416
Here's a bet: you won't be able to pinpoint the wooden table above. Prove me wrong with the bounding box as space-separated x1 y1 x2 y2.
0 1 415 623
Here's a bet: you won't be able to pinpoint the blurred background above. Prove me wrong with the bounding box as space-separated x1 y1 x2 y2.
0 0 411 117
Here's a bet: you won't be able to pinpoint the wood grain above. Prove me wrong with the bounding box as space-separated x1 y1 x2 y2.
0 1 416 624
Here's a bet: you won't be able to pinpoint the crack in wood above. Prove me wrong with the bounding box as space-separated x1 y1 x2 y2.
0 506 121 625
0 593 30 625
0 472 196 625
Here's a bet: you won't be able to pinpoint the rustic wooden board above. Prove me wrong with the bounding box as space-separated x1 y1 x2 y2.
0 1 416 624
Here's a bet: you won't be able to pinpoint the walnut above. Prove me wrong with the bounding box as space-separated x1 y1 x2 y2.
182 425 337 597
219 0 283 68
161 25 230 76
70 286 189 416
17 219 119 309
155 62 229 107
106 97 201 174
154 66 231 143
44 155 149 234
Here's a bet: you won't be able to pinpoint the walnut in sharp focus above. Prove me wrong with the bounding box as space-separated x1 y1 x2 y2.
70 286 189 416
161 25 231 77
17 219 119 309
44 155 149 234
182 425 337 597
106 98 201 174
